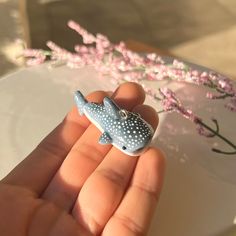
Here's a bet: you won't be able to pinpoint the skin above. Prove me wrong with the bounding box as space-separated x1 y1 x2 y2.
0 82 165 236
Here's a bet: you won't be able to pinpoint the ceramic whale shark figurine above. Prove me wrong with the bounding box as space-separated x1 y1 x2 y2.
74 91 154 156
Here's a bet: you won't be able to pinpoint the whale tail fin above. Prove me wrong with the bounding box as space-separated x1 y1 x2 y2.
74 91 88 115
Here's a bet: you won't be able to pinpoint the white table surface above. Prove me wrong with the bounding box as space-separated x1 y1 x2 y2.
0 63 236 236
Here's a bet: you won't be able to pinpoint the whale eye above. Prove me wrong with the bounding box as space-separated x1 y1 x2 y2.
119 110 128 120
122 146 127 150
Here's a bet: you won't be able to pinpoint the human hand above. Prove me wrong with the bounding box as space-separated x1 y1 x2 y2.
0 82 165 236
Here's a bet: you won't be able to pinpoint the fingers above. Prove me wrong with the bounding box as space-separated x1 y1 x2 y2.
1 91 108 194
72 105 159 235
103 148 165 236
42 83 145 211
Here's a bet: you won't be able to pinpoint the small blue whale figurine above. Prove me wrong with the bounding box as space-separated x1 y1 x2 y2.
74 91 154 156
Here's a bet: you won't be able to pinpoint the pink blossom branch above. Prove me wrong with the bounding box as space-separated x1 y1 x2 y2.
20 49 48 66
197 120 236 155
68 20 96 44
158 87 236 155
19 20 236 155
21 21 236 111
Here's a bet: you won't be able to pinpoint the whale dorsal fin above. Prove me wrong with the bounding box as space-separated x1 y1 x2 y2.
103 97 120 119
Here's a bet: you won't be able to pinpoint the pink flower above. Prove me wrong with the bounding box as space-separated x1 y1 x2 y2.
159 87 201 123
22 49 46 65
218 78 234 94
68 20 96 44
196 124 215 137
225 97 236 112
96 33 111 49
146 53 157 61
173 59 186 69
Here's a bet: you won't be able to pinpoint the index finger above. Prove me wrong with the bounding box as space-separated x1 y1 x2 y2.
1 90 108 195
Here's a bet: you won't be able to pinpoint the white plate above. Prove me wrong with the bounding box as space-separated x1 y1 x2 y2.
0 61 236 236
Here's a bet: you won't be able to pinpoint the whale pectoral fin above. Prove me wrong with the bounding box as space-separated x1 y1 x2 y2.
103 97 120 119
99 132 112 145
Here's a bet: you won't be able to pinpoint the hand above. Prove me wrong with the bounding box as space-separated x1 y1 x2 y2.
0 82 165 236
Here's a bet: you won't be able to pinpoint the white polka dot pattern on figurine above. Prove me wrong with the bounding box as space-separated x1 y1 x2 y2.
74 91 154 156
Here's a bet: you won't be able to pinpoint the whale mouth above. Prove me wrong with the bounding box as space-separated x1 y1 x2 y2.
132 147 147 156
136 147 145 152
131 138 152 156
116 146 148 156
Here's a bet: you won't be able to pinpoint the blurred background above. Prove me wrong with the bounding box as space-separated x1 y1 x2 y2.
1 0 236 78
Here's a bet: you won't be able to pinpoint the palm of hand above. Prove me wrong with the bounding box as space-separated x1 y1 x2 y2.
0 83 165 236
